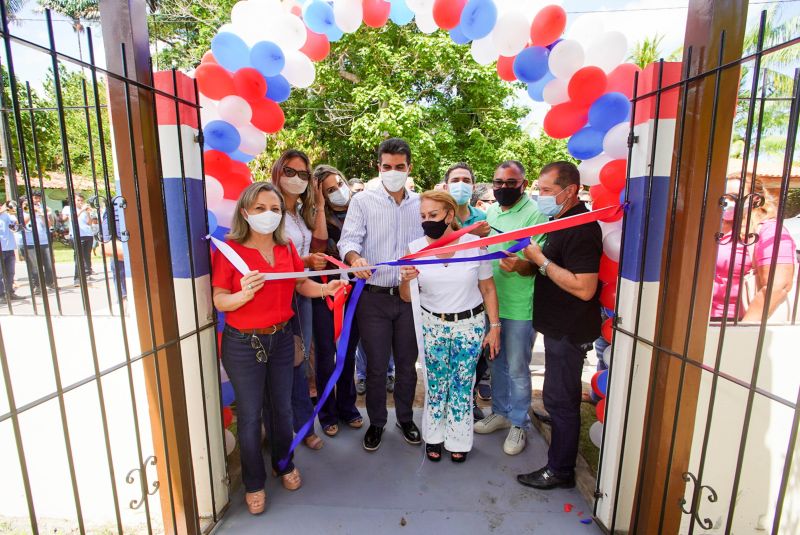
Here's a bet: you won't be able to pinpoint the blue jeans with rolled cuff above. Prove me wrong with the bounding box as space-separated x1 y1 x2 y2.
221 324 295 492
489 318 536 428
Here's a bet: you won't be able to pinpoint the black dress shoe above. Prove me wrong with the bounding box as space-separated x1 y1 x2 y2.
517 466 575 490
363 425 383 452
396 421 421 445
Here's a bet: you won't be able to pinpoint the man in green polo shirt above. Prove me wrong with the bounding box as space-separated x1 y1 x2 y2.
474 160 548 456
444 162 491 237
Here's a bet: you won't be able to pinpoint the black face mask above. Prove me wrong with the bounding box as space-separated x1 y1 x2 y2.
494 186 523 207
422 217 449 239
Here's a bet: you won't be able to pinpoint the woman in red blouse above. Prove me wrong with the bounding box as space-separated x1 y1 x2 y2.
212 182 347 515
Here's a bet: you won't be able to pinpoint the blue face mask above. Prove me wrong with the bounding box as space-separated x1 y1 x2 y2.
448 181 473 206
537 188 566 217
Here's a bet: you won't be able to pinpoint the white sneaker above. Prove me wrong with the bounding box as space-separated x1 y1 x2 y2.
503 426 526 455
474 413 512 434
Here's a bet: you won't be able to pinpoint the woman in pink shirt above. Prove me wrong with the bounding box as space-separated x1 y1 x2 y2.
712 178 796 322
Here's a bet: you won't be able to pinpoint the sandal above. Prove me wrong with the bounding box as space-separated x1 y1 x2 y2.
450 452 467 463
425 443 442 462
303 433 324 450
347 416 364 429
245 490 266 515
323 424 339 437
280 468 302 491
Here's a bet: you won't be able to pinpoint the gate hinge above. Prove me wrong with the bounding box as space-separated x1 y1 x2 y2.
594 490 604 499
627 133 639 148
194 132 204 146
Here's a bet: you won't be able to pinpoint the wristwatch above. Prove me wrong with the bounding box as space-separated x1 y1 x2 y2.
539 258 551 277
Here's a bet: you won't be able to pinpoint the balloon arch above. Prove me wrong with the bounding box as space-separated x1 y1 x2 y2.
197 0 636 432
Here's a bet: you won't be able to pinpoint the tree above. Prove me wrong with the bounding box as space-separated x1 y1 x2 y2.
36 0 100 60
627 34 683 69
4 0 29 24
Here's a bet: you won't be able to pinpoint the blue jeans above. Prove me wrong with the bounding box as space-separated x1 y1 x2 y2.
221 325 295 492
0 250 16 296
355 343 394 381
290 295 316 437
489 318 535 428
111 258 127 299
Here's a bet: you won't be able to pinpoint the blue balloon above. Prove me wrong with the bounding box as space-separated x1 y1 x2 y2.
603 307 616 319
250 41 285 78
568 127 606 160
230 149 255 163
619 187 627 204
207 210 218 235
527 71 555 102
597 370 608 397
212 225 230 244
460 0 498 41
390 0 415 25
204 120 241 154
304 1 339 36
513 46 550 84
546 38 563 51
449 25 472 45
211 32 250 72
221 381 236 407
325 24 344 42
265 75 291 103
589 92 632 132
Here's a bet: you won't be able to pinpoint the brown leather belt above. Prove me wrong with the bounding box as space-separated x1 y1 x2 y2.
247 322 288 335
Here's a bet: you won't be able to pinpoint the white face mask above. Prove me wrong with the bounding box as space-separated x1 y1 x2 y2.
380 170 408 192
328 184 351 207
282 175 308 195
245 210 282 235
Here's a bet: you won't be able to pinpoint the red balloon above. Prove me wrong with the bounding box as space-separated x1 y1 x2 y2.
591 371 604 398
598 254 619 284
363 0 391 28
290 4 302 17
301 28 330 62
233 67 268 102
607 63 642 100
596 398 606 423
601 317 613 343
593 186 623 222
433 0 467 30
222 406 233 428
250 98 286 134
568 66 608 105
600 281 617 310
217 161 253 198
530 5 566 46
204 150 233 178
497 55 517 82
600 159 628 193
589 183 607 202
543 101 589 139
195 63 234 100
201 51 217 65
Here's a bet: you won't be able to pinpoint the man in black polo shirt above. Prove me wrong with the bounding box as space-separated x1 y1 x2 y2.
516 161 603 489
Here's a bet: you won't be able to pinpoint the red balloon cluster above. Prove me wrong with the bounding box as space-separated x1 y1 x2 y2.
205 150 253 200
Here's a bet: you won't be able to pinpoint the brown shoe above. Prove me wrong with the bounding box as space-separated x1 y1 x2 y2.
303 433 324 450
245 490 266 515
280 468 302 491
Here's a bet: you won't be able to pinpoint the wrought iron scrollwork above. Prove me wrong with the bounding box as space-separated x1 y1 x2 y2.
679 471 718 530
95 195 130 244
715 191 764 246
125 455 159 510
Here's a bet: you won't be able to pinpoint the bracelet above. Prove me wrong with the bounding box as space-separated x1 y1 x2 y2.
490 322 501 328
321 283 326 298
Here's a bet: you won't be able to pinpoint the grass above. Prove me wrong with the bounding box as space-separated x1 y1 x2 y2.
51 241 75 264
579 402 600 473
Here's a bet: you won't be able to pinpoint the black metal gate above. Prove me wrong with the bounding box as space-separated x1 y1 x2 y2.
594 9 800 535
0 6 227 534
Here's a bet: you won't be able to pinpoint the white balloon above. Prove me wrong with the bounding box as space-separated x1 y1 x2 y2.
586 31 628 73
578 154 613 186
231 1 259 27
602 345 613 367
269 14 307 50
217 95 253 127
598 219 623 238
493 12 529 57
282 50 316 88
568 15 605 48
603 122 630 160
603 229 622 263
542 78 569 106
214 199 238 230
589 421 604 448
471 35 499 65
205 176 225 209
406 0 434 14
238 124 267 155
415 9 438 34
333 0 363 33
199 95 221 125
225 429 236 455
548 39 585 80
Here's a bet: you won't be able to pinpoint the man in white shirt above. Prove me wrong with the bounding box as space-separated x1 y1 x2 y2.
62 193 95 286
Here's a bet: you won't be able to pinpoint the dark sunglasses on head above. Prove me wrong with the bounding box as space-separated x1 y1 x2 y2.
283 166 311 181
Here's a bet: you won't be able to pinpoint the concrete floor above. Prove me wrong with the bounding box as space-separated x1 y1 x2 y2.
211 410 602 535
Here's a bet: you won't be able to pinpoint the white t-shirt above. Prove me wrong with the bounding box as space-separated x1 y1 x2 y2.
284 209 311 257
408 233 493 314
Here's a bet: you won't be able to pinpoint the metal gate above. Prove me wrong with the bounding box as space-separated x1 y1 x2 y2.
594 7 800 535
0 4 227 534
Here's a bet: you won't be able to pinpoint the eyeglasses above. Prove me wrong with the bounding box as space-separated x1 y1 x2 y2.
283 166 311 181
492 178 524 189
251 334 270 363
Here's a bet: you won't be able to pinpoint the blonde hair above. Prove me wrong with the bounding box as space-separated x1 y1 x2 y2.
420 190 462 230
726 176 777 238
270 149 316 230
226 182 288 245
